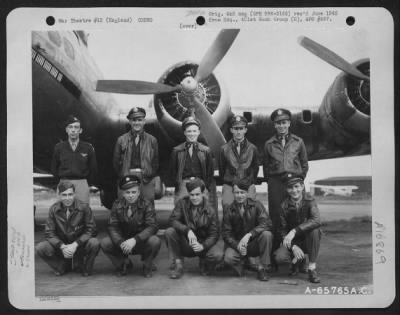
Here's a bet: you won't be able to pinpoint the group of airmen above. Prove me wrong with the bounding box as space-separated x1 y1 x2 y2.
36 105 321 284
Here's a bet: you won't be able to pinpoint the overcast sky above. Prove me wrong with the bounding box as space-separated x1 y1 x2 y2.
86 26 372 182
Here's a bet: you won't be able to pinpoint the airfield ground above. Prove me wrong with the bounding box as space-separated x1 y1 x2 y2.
34 192 373 296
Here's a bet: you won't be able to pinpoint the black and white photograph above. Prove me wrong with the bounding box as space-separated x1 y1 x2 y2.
7 7 395 309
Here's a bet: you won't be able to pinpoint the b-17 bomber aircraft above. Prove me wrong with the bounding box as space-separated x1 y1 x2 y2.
32 29 370 209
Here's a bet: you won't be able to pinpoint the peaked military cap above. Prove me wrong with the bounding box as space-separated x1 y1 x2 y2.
230 115 248 127
119 174 141 190
284 173 304 186
64 115 81 128
127 107 146 120
185 177 205 192
271 108 292 122
182 116 201 130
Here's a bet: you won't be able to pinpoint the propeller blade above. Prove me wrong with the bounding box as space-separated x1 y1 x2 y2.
192 98 226 160
96 80 181 95
195 29 240 82
298 36 370 81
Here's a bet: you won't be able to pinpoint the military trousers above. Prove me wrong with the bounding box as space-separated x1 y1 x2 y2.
35 238 100 274
267 175 287 244
101 235 161 270
274 228 321 264
164 227 223 263
224 231 273 272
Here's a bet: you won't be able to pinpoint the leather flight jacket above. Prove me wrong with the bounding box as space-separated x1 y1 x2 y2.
108 196 159 246
113 131 159 183
279 193 321 242
222 198 273 250
263 133 308 181
44 199 97 249
219 138 259 185
169 196 219 252
170 142 215 189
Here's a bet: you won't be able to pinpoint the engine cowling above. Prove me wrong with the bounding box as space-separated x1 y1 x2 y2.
153 61 231 143
319 59 370 152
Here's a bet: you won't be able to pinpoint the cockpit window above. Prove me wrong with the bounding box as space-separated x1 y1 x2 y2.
48 31 61 47
63 38 75 60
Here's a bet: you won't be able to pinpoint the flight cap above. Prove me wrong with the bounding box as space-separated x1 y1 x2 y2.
230 115 248 127
119 175 141 190
64 115 81 128
284 173 304 186
271 108 292 122
182 116 201 131
127 107 146 120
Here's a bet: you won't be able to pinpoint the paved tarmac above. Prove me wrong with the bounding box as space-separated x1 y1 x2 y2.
34 193 373 297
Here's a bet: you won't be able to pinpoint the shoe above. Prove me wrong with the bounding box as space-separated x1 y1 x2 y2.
215 262 229 271
257 268 269 281
126 259 133 270
117 262 130 276
74 266 83 273
54 271 65 276
265 264 274 273
300 255 309 273
308 269 321 283
233 263 244 277
206 261 217 276
289 263 299 276
143 264 153 278
81 266 90 277
271 258 279 272
244 263 259 273
169 260 184 279
199 259 207 276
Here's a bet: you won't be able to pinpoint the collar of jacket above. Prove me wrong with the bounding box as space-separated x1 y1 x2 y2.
176 141 207 152
185 142 199 149
54 199 85 213
231 197 256 213
129 130 145 140
115 195 146 210
68 139 80 148
231 138 248 149
184 196 211 215
274 133 291 142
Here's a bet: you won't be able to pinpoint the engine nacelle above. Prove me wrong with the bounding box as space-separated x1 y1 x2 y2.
319 59 370 152
153 61 231 143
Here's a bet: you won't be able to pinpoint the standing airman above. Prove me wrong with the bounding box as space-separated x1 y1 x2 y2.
51 115 97 204
113 106 159 202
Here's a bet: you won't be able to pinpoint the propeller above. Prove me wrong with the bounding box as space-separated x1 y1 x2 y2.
298 36 370 81
195 29 240 82
96 80 181 95
95 29 241 158
190 96 226 157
